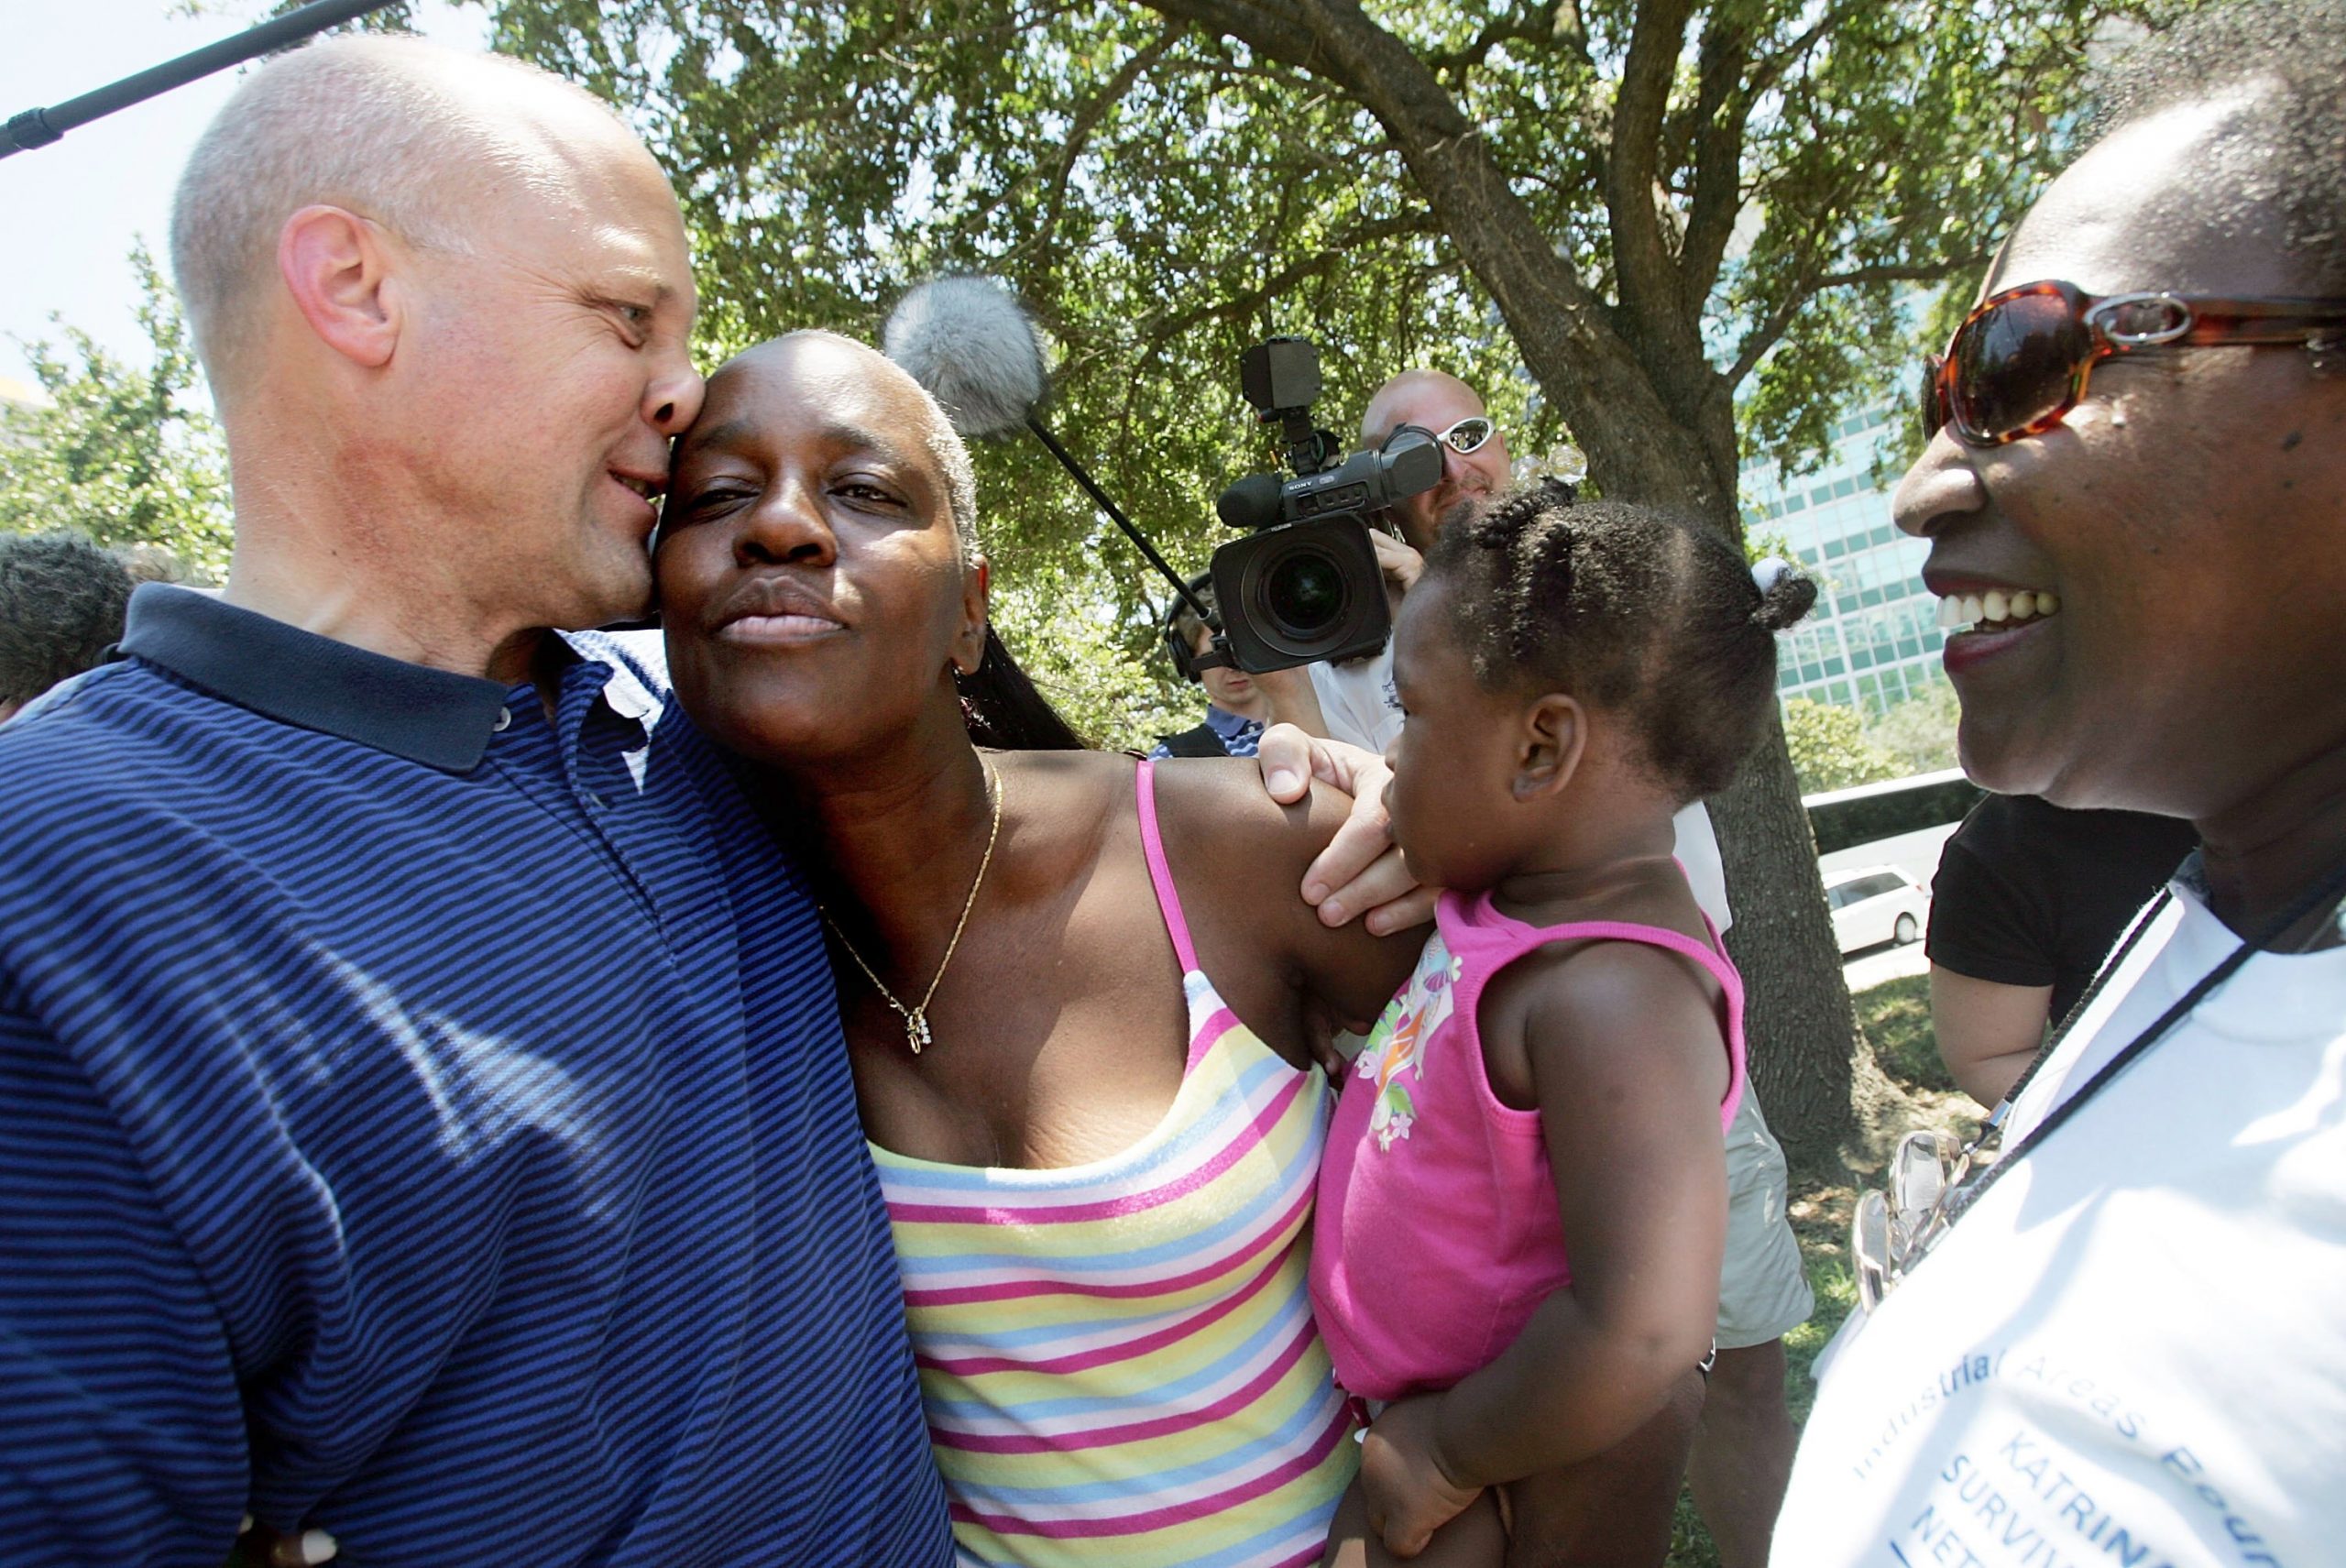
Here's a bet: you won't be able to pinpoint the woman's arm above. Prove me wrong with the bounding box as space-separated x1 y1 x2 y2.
1152 758 1429 1058
1358 943 1729 1552
1928 964 2051 1106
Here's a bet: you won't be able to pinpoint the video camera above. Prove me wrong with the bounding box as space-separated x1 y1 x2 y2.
879 280 1440 682
1197 338 1442 674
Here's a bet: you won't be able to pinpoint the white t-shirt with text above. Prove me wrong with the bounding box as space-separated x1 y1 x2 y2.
1773 872 2346 1568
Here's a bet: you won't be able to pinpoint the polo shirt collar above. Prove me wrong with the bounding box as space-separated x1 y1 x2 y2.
120 584 517 773
1204 705 1261 742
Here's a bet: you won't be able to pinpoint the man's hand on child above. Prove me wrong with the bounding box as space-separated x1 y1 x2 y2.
1254 724 1437 936
1359 1396 1482 1557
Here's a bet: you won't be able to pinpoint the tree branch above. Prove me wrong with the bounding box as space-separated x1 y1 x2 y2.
1679 0 1873 316
1678 8 1753 314
1605 0 1697 357
1146 0 1334 81
1725 254 1987 389
1421 4 1551 82
1006 21 1185 255
1135 210 1442 348
1140 0 1727 513
1746 0 1869 104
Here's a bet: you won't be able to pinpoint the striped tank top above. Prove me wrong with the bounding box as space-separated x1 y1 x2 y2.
872 759 1357 1568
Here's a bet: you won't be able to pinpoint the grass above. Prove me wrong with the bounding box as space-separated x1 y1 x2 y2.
1663 970 1978 1567
1854 973 1956 1095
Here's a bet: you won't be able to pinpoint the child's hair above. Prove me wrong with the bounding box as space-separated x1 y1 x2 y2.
1423 488 1817 802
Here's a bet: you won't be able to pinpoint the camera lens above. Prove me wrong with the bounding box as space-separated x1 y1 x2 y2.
1263 548 1347 638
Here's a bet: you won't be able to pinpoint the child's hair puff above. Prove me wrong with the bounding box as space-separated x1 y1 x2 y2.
1423 486 1817 802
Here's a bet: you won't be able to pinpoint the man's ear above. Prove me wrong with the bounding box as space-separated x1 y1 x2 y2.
951 555 991 675
277 205 401 369
1513 693 1585 802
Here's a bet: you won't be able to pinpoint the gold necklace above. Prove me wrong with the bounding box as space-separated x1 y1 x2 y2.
819 761 1003 1056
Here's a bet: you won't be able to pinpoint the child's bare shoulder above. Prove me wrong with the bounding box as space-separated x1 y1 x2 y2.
1483 937 1729 1106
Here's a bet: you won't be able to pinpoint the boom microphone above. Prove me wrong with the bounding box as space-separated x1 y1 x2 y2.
4 0 402 160
882 276 1048 440
882 274 1221 652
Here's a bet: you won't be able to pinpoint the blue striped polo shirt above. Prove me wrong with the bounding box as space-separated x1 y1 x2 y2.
0 587 950 1566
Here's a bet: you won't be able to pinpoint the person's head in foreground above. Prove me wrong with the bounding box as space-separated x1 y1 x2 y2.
1360 369 1512 553
1897 0 2346 936
1383 490 1814 893
170 35 702 672
0 532 136 723
657 329 1080 765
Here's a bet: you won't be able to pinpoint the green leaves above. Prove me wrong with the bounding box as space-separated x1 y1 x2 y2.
462 0 2195 628
0 246 231 581
1781 695 1899 794
474 0 1536 721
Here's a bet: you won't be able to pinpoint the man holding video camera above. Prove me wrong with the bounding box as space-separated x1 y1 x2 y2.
1266 367 1811 1568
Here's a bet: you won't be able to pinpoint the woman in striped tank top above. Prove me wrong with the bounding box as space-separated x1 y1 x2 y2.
658 333 1427 1566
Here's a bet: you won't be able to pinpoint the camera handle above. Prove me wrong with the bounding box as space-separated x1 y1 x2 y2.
3 0 402 160
1018 415 1236 672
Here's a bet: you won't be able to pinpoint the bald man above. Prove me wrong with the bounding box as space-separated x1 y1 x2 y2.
0 38 948 1565
1287 367 1814 1568
1358 368 1515 554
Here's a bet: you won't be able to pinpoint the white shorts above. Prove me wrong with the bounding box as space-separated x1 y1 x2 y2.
1715 1086 1814 1350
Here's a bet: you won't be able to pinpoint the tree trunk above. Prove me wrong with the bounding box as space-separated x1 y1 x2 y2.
1154 0 1866 1157
1710 711 1859 1168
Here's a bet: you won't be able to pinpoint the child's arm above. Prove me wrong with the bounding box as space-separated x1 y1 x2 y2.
1358 940 1730 1552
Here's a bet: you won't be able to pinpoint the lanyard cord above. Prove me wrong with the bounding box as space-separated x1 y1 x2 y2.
1945 853 2346 1226
1980 879 2179 1137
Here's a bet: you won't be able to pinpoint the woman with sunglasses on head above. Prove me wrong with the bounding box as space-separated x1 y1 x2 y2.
1775 5 2346 1564
655 330 1433 1568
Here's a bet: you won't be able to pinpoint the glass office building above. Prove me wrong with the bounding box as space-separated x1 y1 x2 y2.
1741 405 1947 716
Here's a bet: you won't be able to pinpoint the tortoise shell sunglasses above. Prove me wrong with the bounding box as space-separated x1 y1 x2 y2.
1922 279 2346 448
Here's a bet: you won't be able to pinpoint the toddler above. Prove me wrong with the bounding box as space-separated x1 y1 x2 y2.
1312 492 1815 1566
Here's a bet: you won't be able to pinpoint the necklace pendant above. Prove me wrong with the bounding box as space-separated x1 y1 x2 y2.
907 1011 932 1055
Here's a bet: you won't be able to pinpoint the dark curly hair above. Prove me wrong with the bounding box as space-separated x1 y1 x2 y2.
1422 489 1815 803
0 532 136 709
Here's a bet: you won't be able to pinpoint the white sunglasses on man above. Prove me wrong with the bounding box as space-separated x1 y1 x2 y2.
1431 415 1497 455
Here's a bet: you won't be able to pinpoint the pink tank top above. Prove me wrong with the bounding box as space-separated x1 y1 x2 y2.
1309 888 1748 1402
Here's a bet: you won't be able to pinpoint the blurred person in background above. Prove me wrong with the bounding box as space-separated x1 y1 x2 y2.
1151 570 1325 758
1927 794 2197 1104
0 532 151 723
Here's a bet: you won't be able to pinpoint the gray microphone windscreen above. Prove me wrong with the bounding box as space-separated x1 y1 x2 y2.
882 276 1048 439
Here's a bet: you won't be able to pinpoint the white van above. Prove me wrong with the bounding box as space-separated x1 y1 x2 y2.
1823 865 1931 954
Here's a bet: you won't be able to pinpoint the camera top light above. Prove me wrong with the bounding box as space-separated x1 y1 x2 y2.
1240 338 1322 417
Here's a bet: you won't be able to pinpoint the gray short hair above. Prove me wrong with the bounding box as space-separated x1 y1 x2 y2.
926 397 982 558
169 37 631 394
